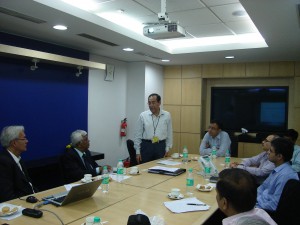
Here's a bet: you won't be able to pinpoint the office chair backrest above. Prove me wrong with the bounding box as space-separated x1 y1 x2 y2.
272 179 300 225
127 139 138 166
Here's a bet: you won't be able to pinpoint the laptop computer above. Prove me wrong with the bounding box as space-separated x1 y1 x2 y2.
148 166 186 176
42 179 101 206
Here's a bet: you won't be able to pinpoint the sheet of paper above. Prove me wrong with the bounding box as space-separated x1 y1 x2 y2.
157 160 182 166
164 197 210 213
148 166 180 172
110 174 131 181
0 203 24 221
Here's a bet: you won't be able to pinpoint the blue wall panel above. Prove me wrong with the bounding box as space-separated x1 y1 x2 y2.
0 37 89 161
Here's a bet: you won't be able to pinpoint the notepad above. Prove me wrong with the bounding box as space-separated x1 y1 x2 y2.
164 197 210 213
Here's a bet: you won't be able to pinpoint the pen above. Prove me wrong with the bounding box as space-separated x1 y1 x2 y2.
187 203 206 206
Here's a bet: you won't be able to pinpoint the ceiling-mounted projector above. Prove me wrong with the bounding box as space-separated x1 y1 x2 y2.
143 23 186 40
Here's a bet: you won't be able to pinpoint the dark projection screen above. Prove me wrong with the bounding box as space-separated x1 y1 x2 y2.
211 87 288 133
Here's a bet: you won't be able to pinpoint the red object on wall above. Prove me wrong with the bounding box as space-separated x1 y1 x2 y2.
120 118 127 137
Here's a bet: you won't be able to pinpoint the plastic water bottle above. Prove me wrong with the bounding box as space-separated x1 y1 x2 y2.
101 166 109 193
211 145 217 159
225 149 231 168
183 146 188 163
93 216 101 225
186 168 194 196
117 159 124 183
204 157 211 179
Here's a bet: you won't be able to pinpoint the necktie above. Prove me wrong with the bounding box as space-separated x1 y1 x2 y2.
82 153 93 171
19 159 35 194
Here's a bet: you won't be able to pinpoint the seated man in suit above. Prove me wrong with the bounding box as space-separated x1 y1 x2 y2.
284 129 300 172
61 130 110 184
256 137 299 211
199 119 231 157
0 126 37 202
230 134 279 184
216 168 276 225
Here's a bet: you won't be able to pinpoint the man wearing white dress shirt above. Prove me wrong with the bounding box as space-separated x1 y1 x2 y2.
134 93 173 164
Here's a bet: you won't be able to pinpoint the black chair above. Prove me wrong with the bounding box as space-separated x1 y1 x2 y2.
127 139 138 166
266 179 300 225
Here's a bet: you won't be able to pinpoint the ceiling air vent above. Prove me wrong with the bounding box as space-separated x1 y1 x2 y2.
78 33 118 47
0 7 46 24
134 52 162 60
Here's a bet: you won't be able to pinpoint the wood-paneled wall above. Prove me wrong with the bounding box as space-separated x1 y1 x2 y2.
164 61 300 156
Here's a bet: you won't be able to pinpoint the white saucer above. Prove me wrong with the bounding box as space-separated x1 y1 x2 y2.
196 184 214 192
81 178 92 183
129 171 140 175
167 193 184 200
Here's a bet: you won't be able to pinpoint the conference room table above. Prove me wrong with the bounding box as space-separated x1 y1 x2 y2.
1 155 241 225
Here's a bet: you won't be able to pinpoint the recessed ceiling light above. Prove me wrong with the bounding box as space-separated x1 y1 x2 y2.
225 56 235 59
53 25 68 30
123 48 134 51
161 59 170 62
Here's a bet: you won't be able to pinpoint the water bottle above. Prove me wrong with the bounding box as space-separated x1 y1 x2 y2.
186 168 194 196
117 159 124 183
182 146 188 163
225 149 231 168
101 166 109 193
211 145 217 159
204 157 211 179
93 216 101 225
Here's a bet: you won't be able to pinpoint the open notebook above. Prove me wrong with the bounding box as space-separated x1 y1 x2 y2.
148 166 186 176
42 179 101 206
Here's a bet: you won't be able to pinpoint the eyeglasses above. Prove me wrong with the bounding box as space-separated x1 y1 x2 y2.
15 138 28 141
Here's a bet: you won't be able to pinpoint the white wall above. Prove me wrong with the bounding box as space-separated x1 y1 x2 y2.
88 55 128 167
126 62 146 140
145 62 164 108
88 57 164 167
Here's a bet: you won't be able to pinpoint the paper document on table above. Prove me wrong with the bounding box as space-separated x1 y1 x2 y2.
110 174 131 181
157 160 182 166
164 197 210 213
148 166 179 172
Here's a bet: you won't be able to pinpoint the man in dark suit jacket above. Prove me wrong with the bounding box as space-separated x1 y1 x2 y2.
61 130 109 184
0 126 36 203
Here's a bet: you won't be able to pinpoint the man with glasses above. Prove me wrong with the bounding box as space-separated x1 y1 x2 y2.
0 125 36 202
199 119 231 157
256 137 299 211
230 134 279 184
134 93 173 164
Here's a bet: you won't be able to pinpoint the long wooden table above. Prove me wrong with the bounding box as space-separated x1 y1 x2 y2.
1 155 241 225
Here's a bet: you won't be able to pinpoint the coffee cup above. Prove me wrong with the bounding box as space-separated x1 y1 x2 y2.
84 174 92 182
172 153 179 158
130 166 139 174
170 188 180 197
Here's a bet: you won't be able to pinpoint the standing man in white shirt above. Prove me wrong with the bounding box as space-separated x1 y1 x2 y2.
199 119 231 157
134 93 173 164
